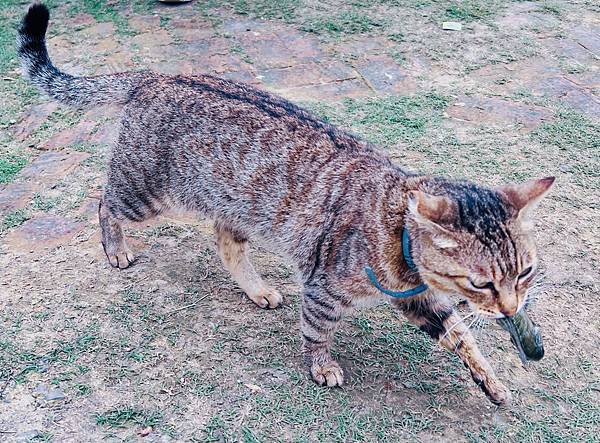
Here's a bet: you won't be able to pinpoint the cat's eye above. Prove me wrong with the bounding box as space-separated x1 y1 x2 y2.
518 266 533 279
469 280 496 291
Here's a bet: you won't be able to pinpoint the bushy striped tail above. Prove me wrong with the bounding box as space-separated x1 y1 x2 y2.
17 3 144 108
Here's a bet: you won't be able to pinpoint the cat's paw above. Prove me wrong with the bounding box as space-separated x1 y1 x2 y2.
473 374 511 406
103 243 135 269
311 360 344 387
248 287 283 309
486 379 512 406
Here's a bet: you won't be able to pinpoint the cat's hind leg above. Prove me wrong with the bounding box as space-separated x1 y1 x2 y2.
394 294 511 405
214 221 283 309
99 196 136 269
99 178 161 269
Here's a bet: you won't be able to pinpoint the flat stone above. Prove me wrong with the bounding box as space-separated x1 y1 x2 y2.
0 183 35 215
86 22 114 38
281 79 372 101
100 51 136 74
334 37 389 57
545 38 595 64
570 26 600 56
355 55 417 93
11 102 59 141
4 215 85 251
566 71 600 90
90 122 119 145
129 15 161 33
94 39 119 53
447 96 553 129
221 70 261 85
561 88 600 117
257 62 356 89
222 18 268 34
171 27 213 43
41 121 98 150
277 29 324 61
197 54 253 75
530 77 600 117
18 151 89 186
495 10 559 32
238 32 295 69
69 13 95 27
131 29 173 48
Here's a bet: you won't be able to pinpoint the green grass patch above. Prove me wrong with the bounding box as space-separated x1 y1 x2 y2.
68 0 133 35
95 406 163 429
311 93 449 146
232 0 300 21
302 10 384 36
444 0 499 22
532 109 600 189
1 209 29 235
0 154 26 184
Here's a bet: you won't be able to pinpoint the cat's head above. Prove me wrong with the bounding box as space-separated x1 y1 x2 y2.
407 177 555 319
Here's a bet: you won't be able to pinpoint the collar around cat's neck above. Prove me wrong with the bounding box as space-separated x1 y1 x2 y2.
364 228 428 299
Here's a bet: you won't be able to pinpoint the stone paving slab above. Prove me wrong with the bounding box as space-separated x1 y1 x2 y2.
355 55 417 94
18 152 89 185
41 120 98 150
11 102 59 142
0 182 35 214
4 215 85 252
447 96 553 129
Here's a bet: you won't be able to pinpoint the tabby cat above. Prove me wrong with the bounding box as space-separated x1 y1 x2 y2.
18 3 554 405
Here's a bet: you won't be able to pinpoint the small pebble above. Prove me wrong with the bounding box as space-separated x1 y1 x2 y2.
44 388 66 401
442 21 462 31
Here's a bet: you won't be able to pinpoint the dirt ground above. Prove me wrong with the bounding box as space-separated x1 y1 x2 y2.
0 0 599 442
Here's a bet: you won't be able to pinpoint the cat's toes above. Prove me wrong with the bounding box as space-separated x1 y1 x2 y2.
104 245 135 269
474 374 511 406
311 360 344 387
248 287 283 309
487 380 512 406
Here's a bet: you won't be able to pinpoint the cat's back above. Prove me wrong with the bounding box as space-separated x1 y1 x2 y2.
123 72 370 160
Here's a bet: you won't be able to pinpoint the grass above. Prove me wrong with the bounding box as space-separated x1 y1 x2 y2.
444 0 500 22
232 0 300 21
200 368 439 441
301 10 384 36
311 93 449 146
0 154 26 184
0 209 29 234
96 406 163 428
532 109 600 189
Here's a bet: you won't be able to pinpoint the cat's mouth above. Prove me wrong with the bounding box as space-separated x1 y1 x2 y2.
496 310 544 363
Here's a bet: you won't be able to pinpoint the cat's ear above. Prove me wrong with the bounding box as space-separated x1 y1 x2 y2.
497 177 555 223
407 191 458 249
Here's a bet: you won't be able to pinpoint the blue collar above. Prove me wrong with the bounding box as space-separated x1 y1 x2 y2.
365 229 428 299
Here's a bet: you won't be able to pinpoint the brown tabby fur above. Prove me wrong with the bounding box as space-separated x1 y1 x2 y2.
18 3 555 405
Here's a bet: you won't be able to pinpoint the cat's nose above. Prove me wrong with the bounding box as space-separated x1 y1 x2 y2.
500 306 518 317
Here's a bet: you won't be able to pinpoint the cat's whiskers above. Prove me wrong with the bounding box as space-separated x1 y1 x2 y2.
454 316 479 353
440 311 475 342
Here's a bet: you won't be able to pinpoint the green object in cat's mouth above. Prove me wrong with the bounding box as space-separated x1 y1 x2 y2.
496 310 544 363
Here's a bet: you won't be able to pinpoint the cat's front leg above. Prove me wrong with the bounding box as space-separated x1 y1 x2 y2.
395 294 511 405
300 283 347 387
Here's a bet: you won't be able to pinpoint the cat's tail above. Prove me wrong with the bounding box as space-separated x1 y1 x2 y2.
17 3 144 108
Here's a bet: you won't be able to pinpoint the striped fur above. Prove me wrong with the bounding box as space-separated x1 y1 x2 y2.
18 3 554 404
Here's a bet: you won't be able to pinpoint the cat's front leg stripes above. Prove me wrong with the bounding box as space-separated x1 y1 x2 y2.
301 285 346 387
396 295 511 405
